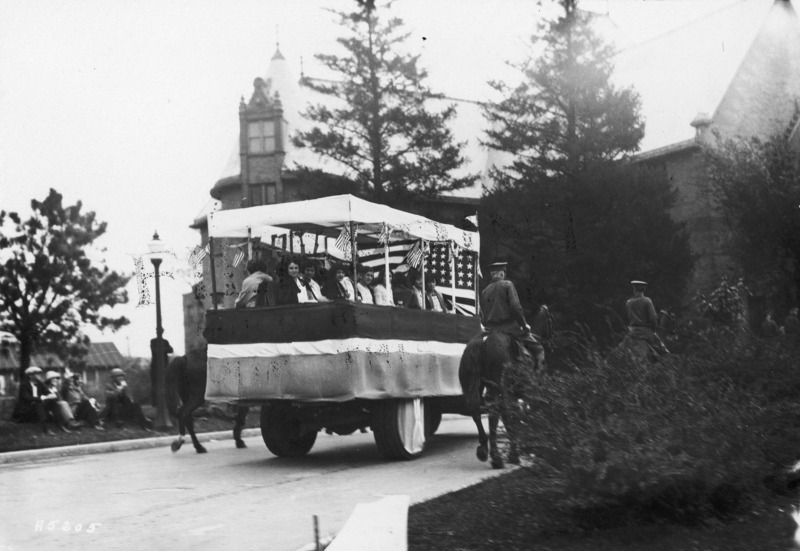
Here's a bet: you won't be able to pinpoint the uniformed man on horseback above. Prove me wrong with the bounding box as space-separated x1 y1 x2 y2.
480 261 545 368
626 280 669 356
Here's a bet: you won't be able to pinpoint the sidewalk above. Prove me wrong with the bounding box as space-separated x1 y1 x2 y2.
0 428 261 465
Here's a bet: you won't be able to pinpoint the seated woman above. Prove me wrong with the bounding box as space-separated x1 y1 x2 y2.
391 271 412 308
322 265 356 301
356 269 374 304
276 259 312 305
371 270 395 306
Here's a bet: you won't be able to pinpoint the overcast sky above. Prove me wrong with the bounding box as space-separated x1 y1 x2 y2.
0 0 775 358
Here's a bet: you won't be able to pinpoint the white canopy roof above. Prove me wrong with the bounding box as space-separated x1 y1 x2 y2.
208 195 479 252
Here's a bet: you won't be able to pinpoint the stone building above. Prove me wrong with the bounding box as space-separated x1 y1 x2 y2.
633 0 800 308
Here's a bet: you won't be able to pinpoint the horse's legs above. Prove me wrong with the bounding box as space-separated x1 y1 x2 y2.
233 406 249 449
488 409 504 469
170 403 187 452
182 395 208 454
472 412 488 462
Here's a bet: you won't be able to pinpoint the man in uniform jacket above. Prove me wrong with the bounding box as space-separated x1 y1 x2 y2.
626 280 669 355
480 261 545 366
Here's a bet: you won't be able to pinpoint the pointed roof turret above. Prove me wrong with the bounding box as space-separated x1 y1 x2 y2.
712 0 800 140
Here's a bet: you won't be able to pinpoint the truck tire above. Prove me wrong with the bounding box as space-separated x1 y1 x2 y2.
372 398 426 460
260 403 317 457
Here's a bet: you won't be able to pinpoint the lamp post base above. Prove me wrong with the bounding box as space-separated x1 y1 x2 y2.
150 337 173 430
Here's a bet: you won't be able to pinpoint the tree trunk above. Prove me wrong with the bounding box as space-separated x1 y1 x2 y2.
17 335 33 398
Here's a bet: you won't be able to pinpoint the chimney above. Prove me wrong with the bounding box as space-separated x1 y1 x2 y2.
690 112 712 143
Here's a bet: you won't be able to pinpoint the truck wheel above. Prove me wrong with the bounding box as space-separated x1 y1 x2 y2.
425 404 442 437
372 398 426 460
260 403 317 457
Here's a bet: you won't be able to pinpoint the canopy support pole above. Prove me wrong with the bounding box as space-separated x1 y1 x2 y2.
450 243 457 314
350 221 359 302
474 251 480 318
420 240 426 311
384 233 390 303
247 229 252 262
209 237 218 310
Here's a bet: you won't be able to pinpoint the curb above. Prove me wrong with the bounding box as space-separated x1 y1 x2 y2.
0 428 262 465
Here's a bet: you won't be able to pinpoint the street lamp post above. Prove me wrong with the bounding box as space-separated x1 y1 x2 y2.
148 231 172 430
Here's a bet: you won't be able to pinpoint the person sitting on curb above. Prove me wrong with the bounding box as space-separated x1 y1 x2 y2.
11 366 63 435
63 369 104 430
44 371 82 431
102 368 152 431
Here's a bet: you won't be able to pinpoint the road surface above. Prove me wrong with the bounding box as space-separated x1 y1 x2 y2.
0 415 506 551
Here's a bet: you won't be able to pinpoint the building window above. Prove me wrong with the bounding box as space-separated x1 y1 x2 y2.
248 184 277 206
249 184 265 206
248 120 276 154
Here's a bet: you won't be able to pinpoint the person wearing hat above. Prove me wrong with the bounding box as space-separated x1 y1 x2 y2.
63 370 104 430
480 261 545 365
626 280 669 355
102 368 152 431
11 366 64 434
45 370 83 430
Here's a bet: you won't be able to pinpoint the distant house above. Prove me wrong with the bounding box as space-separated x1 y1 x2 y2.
0 344 63 397
0 341 126 397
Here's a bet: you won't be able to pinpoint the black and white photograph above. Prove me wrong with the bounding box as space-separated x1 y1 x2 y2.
2 0 800 549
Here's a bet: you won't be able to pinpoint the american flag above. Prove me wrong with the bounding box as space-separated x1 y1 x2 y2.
425 242 478 316
232 249 245 268
357 239 417 270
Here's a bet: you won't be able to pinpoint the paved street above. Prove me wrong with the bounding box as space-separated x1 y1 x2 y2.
0 415 505 551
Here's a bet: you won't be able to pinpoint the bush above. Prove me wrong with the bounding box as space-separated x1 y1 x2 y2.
500 327 800 526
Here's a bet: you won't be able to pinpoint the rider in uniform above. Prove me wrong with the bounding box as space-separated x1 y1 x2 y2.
480 261 545 367
625 280 669 355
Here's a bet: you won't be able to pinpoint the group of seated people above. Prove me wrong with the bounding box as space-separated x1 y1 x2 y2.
12 366 152 435
235 257 453 312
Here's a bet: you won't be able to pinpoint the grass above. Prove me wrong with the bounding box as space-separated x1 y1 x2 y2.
408 468 800 550
0 404 261 453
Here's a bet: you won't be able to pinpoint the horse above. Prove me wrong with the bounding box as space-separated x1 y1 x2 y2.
610 310 674 363
458 305 552 469
166 347 250 453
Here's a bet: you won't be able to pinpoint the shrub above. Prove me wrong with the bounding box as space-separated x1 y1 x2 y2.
500 327 800 525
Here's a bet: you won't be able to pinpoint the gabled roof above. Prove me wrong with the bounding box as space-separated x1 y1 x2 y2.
0 342 125 373
711 0 800 140
83 342 126 369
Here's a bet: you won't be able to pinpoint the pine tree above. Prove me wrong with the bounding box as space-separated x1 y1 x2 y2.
481 0 690 320
0 189 130 383
294 0 475 203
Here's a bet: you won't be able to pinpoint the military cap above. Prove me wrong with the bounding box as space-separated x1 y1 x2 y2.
630 280 648 286
488 261 508 272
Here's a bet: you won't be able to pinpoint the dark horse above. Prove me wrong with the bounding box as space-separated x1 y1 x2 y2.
166 347 249 453
458 305 553 469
